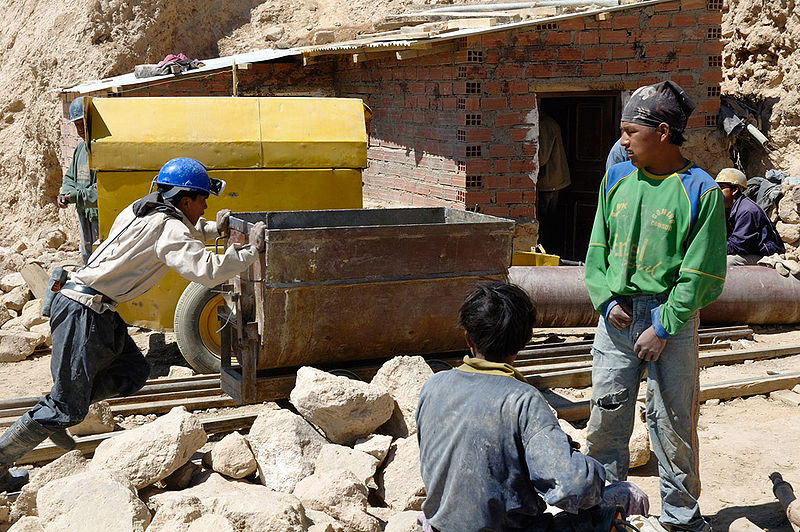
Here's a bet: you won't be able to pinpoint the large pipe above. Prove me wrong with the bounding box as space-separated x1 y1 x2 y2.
509 265 800 327
770 472 800 531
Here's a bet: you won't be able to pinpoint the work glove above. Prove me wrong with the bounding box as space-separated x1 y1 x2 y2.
249 221 266 252
216 209 231 235
757 253 800 277
56 194 70 208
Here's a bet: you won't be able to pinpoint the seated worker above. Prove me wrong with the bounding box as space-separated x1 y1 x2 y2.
716 168 784 266
416 282 644 531
0 157 266 492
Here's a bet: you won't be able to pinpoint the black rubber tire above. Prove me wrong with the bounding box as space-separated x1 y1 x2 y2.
174 282 223 374
427 359 452 372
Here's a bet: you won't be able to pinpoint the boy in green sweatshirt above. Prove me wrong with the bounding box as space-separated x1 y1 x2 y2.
584 81 726 532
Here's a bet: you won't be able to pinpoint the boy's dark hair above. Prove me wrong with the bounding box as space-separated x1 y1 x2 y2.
458 282 536 362
157 184 208 206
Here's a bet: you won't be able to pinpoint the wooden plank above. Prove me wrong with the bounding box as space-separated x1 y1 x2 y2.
20 262 49 299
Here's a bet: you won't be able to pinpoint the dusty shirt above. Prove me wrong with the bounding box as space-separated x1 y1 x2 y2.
537 114 571 192
60 140 98 220
66 196 258 312
416 360 605 532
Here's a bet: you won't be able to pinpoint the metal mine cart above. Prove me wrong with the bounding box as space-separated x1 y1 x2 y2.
219 207 515 404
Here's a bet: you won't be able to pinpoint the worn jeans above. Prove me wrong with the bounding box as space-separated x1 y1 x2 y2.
29 292 150 428
77 212 99 265
585 293 709 532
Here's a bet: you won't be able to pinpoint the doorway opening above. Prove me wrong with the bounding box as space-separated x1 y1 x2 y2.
537 93 621 262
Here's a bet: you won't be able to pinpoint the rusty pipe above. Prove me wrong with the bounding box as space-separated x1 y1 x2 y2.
770 472 800 531
508 266 800 327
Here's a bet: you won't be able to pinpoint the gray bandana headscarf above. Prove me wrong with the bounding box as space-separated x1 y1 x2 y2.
621 80 696 134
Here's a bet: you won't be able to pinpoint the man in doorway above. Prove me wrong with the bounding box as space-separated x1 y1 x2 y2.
537 112 571 254
584 81 727 532
0 157 266 492
716 167 784 266
58 97 99 264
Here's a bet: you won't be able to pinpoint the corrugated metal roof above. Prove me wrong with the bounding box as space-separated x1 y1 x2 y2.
61 48 301 94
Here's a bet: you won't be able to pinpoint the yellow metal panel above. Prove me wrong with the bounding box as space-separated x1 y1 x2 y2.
258 98 368 169
511 251 560 266
99 168 362 330
87 97 368 171
87 97 263 171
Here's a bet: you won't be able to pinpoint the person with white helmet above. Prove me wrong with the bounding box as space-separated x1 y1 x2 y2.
0 157 266 492
58 97 99 264
715 167 784 266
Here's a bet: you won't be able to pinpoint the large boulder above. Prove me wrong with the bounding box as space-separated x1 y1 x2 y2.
315 444 380 488
36 470 151 532
145 496 235 532
290 367 394 445
246 404 327 493
37 229 67 250
207 431 257 480
68 401 115 436
17 299 47 330
11 450 88 521
146 471 307 532
306 510 341 532
0 272 25 293
293 469 381 532
7 516 44 532
0 285 31 312
354 434 393 467
28 322 51 347
0 305 12 327
89 406 207 489
375 436 425 511
370 356 433 438
0 330 46 362
384 511 422 532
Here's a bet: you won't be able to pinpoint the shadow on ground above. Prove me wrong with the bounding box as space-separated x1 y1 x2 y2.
711 501 793 531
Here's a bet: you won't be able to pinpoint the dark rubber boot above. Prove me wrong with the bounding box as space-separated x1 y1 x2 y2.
0 412 55 491
48 429 76 451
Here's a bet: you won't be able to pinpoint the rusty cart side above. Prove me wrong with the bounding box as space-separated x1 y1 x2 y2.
220 207 515 404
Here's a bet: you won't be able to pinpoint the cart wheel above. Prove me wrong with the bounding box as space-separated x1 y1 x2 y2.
329 369 363 381
426 359 452 373
175 282 224 374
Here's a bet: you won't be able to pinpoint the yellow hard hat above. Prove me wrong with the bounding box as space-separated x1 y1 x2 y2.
716 168 747 189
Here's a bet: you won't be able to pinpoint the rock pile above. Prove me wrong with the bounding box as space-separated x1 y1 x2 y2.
3 356 436 532
0 272 49 363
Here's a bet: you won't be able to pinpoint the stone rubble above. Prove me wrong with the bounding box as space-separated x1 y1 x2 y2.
370 356 433 438
68 400 115 436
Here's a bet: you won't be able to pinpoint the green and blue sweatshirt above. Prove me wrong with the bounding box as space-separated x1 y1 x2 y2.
60 140 98 221
584 160 727 338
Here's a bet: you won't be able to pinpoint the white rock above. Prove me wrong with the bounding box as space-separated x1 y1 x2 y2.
779 194 800 224
89 406 207 489
629 404 651 469
68 400 115 436
306 509 342 532
777 221 800 245
0 316 28 331
247 404 327 493
209 432 257 479
0 285 31 312
375 436 425 511
263 26 285 41
0 272 25 293
0 330 46 362
315 444 380 488
162 460 200 491
143 495 205 532
0 305 11 327
0 491 8 523
147 471 307 532
36 470 151 532
312 30 335 44
293 469 381 532
28 322 51 347
371 356 433 438
384 510 422 532
18 299 47 329
354 434 393 466
290 367 394 445
188 514 236 532
37 229 66 250
11 450 88 521
7 516 44 532
167 365 196 378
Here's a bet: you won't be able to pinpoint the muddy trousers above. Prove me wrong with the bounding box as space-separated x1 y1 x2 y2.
28 292 150 429
585 294 709 532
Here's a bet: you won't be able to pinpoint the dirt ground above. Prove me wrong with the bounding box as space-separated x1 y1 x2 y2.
2 325 798 530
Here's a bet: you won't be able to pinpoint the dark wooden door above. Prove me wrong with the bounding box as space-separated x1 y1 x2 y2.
539 95 620 261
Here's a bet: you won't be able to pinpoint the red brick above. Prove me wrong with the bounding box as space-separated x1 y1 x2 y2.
654 1 681 11
467 129 492 142
510 206 536 218
510 129 528 142
700 70 723 83
584 46 612 61
464 98 481 111
700 41 724 54
678 56 704 69
496 112 523 127
515 32 541 46
545 32 572 46
482 33 510 47
523 190 537 203
687 115 706 128
648 14 670 28
510 160 536 173
675 43 698 56
493 160 509 173
627 60 655 74
613 15 640 29
485 175 510 189
466 191 491 203
671 13 697 27
506 48 530 63
483 206 511 217
680 0 706 9
581 63 602 77
670 74 694 87
558 48 582 61
484 49 502 64
481 98 508 111
612 45 636 59
465 65 488 78
600 30 628 44
497 190 523 203
510 95 538 109
646 44 672 58
484 81 502 95
497 64 525 78
510 174 536 187
466 160 491 173
559 18 585 31
507 80 530 94
655 29 682 41
527 64 555 78
698 99 721 113
575 32 599 45
528 48 558 62
602 61 627 75
698 12 722 25
489 145 514 158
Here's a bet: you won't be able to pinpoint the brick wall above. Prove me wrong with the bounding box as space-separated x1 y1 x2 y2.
335 0 723 218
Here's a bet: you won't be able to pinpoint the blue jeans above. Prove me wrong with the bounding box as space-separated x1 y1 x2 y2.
585 293 709 532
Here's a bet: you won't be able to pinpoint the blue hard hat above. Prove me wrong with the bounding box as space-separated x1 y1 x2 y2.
68 97 84 122
153 157 225 198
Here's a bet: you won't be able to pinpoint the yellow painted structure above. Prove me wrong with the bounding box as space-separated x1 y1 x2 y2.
511 251 560 266
86 96 368 331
